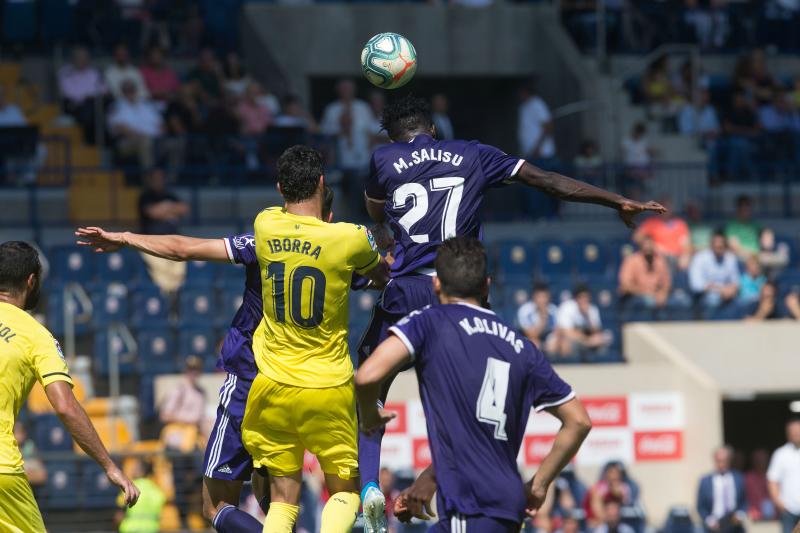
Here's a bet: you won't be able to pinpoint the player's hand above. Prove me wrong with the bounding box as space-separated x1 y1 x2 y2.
617 199 667 229
525 480 548 518
359 406 397 435
396 468 437 522
75 227 126 252
107 466 140 507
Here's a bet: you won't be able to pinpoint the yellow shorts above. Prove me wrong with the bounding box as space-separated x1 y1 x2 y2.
0 473 46 533
242 374 359 480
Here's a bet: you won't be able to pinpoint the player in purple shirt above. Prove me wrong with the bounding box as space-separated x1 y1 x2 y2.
355 237 592 532
357 95 662 531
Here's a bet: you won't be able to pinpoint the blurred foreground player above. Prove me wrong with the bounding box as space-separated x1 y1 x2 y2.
0 241 139 533
358 95 663 532
356 237 592 532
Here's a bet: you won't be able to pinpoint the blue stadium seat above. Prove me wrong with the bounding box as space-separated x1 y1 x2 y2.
93 329 137 376
137 328 178 374
131 287 169 327
45 285 92 336
95 248 145 284
592 282 619 322
775 235 798 268
41 0 73 43
535 239 572 279
42 461 80 510
778 268 800 295
33 414 73 452
50 246 95 283
573 239 608 278
495 240 535 280
139 375 157 422
178 328 219 371
90 283 129 327
220 287 245 319
185 260 219 287
81 460 120 508
178 288 218 327
218 262 247 288
2 0 37 44
607 238 636 274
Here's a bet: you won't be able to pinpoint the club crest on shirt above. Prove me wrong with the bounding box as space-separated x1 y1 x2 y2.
233 235 255 250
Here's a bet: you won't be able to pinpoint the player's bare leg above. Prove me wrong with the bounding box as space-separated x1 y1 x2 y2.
203 476 264 532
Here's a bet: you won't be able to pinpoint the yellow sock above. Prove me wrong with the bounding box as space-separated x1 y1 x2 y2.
320 491 360 533
262 502 299 533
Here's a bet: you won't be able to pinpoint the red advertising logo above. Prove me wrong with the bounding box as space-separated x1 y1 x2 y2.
634 431 683 461
583 397 628 427
412 438 432 469
524 435 556 465
384 402 407 434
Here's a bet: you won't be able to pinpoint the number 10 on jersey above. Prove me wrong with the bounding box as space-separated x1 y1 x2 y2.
266 261 327 328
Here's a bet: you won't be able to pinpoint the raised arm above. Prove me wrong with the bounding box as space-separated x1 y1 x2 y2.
45 381 140 507
513 162 666 228
365 194 386 223
76 226 229 262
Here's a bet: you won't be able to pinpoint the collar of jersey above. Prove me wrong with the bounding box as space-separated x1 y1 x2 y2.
452 301 495 315
279 208 325 223
408 134 434 143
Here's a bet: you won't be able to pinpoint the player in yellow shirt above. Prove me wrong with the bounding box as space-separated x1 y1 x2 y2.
0 241 140 533
241 146 390 533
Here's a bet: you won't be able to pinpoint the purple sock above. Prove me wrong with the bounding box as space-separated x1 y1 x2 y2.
213 504 262 533
358 426 386 491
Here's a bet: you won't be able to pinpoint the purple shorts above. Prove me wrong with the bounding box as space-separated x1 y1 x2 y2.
357 274 438 364
429 514 521 533
202 373 254 481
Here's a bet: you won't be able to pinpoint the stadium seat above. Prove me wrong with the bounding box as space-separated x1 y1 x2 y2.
184 260 219 287
2 0 36 43
131 287 169 327
85 416 133 453
139 375 157 422
50 245 96 283
41 0 74 44
42 461 80 510
95 248 145 284
775 235 797 268
178 328 219 371
607 238 637 274
218 262 247 288
178 288 219 327
220 287 245 319
137 328 179 374
93 329 137 376
33 414 73 452
495 240 535 280
45 285 92 336
81 460 119 508
90 283 129 326
573 238 608 278
535 239 572 279
592 282 619 322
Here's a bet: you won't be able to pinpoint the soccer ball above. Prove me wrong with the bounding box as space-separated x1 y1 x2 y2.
360 32 417 90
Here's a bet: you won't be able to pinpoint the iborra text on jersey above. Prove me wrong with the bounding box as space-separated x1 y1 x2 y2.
393 148 464 174
265 238 322 260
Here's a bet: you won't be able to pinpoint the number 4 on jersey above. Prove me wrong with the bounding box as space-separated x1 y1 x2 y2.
477 357 510 441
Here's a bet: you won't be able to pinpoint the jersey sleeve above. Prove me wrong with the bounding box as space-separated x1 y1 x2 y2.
31 331 73 388
477 143 525 188
388 308 430 362
364 153 387 200
349 225 381 275
223 233 257 265
528 346 574 412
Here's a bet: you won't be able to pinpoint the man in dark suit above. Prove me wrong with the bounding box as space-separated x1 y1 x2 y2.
697 446 748 533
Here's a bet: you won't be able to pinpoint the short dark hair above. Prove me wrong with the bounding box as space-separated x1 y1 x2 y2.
381 95 432 141
434 237 488 299
0 241 41 294
573 283 591 298
736 194 752 208
322 186 334 220
276 145 323 203
533 282 550 294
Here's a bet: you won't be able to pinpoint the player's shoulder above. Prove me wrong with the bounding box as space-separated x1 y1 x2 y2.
255 206 282 222
396 304 434 326
0 303 52 341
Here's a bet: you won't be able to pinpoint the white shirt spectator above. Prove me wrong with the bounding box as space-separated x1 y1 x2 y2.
622 136 651 167
433 112 454 141
767 443 800 514
108 99 163 137
517 301 557 331
518 96 556 159
105 64 150 101
711 472 737 519
678 105 720 136
320 98 374 171
0 103 26 127
689 249 740 293
556 299 602 331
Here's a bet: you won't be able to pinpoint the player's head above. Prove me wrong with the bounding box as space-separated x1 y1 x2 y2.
321 185 334 223
786 418 800 446
381 94 434 142
433 237 489 303
0 241 42 310
573 283 592 312
276 145 324 206
713 445 733 472
532 282 551 307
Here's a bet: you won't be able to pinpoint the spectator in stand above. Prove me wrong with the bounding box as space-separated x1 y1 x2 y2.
114 460 165 533
108 79 164 169
593 501 636 533
767 419 800 533
222 51 251 97
140 46 180 104
744 281 780 321
256 84 281 118
746 449 777 520
586 463 637 525
634 198 692 270
0 87 25 127
58 46 106 144
236 82 272 136
726 195 761 259
105 43 149 101
574 139 604 183
186 48 224 105
518 77 556 164
739 256 766 305
0 87 42 185
687 200 713 252
758 89 798 166
791 76 800 109
162 85 203 180
13 422 46 491
431 93 454 141
138 167 190 235
720 91 760 182
784 292 800 321
368 90 389 146
678 88 720 148
618 235 672 313
750 49 779 106
689 231 740 311
697 446 747 533
621 122 655 197
758 228 790 277
643 56 680 122
273 95 318 133
554 284 612 358
517 282 558 353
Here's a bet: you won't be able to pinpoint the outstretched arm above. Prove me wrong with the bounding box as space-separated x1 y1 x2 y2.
76 226 229 262
513 162 666 228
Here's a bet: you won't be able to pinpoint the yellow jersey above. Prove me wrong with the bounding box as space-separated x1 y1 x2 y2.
254 207 380 388
0 302 72 474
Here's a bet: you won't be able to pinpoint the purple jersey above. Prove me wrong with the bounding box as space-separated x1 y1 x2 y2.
366 135 524 277
391 302 574 524
221 233 262 380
